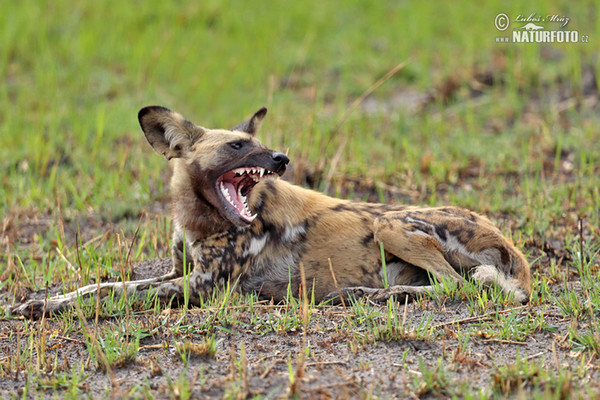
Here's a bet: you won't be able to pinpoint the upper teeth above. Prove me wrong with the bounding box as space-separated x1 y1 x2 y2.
233 167 275 178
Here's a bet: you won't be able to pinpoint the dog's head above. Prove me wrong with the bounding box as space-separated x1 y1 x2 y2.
138 106 289 226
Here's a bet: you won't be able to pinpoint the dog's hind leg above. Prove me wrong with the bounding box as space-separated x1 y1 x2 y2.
322 284 434 305
325 208 530 305
322 213 463 305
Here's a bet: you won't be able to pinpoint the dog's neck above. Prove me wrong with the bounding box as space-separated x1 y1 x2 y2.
170 163 235 241
171 192 234 239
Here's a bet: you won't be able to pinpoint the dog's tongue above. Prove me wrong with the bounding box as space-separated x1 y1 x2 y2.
221 180 245 211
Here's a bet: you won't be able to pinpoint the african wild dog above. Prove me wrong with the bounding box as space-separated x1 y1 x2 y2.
11 106 531 318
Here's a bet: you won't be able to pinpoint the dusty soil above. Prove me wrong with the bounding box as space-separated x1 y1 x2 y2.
0 254 596 399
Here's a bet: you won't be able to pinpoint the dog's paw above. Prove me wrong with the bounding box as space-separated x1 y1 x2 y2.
322 285 424 305
322 286 379 304
369 286 418 304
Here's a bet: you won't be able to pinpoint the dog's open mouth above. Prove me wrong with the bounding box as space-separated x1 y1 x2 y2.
217 167 278 223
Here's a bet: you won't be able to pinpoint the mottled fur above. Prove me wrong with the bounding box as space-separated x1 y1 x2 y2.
11 106 531 319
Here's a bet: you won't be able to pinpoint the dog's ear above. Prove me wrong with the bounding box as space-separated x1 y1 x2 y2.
231 107 267 135
138 106 206 160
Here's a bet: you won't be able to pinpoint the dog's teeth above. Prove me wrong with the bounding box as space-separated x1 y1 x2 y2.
259 168 264 178
220 182 233 204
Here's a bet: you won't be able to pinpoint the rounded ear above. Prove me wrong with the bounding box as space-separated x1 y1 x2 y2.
138 106 205 160
231 107 267 135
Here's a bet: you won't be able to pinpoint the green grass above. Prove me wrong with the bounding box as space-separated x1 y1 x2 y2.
1 0 600 398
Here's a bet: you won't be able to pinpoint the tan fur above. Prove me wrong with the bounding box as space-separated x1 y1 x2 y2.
10 106 531 319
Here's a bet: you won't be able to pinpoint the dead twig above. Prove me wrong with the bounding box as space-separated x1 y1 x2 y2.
322 59 413 192
430 305 528 330
479 338 527 346
306 360 347 367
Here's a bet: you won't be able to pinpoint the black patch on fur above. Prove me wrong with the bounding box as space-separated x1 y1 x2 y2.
360 265 371 277
264 180 277 195
330 203 353 212
411 222 433 235
448 228 462 237
434 225 447 241
463 229 475 241
377 216 393 230
497 246 510 265
362 232 374 247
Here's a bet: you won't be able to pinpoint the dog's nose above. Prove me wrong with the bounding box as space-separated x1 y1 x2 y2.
271 152 289 166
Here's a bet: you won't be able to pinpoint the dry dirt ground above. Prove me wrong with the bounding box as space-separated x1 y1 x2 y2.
1 253 597 399
1 153 598 398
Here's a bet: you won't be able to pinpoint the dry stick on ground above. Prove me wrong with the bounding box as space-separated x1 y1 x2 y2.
524 351 546 360
480 338 527 346
306 361 347 367
56 335 85 344
322 59 413 193
56 245 77 274
331 59 414 138
95 254 101 332
578 218 600 344
38 283 49 371
402 293 409 337
75 230 85 282
288 262 309 398
124 211 146 278
74 301 116 387
240 343 249 398
15 327 20 380
323 137 347 194
327 257 346 309
260 358 285 380
66 232 109 258
119 212 145 333
430 305 528 331
55 187 66 262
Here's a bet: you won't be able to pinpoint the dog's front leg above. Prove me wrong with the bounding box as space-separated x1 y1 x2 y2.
9 275 166 319
139 268 217 307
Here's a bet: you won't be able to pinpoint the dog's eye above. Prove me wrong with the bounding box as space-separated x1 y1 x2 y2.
229 141 244 150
